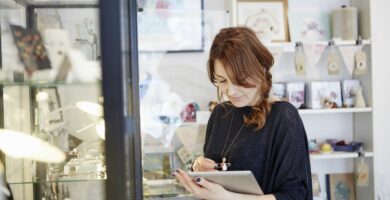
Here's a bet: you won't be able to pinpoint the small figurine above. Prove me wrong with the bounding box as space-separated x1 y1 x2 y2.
181 102 200 122
320 97 337 108
308 139 319 153
320 143 333 154
354 86 366 107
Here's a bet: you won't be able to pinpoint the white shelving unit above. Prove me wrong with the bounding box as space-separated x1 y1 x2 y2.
310 151 374 160
224 0 375 199
264 40 371 52
298 107 372 114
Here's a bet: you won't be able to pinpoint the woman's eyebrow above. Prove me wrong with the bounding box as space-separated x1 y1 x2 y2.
215 74 225 78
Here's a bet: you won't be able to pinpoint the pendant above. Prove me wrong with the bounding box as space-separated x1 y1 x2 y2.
221 157 228 171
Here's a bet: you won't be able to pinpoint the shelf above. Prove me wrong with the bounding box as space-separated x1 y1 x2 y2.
15 0 98 6
144 145 175 154
0 81 100 87
8 178 106 185
310 151 373 160
266 39 371 52
298 107 372 114
181 122 207 126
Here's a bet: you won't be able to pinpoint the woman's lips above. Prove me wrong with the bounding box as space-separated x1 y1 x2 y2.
229 96 244 102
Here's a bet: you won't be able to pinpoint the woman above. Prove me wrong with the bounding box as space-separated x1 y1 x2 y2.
173 27 312 200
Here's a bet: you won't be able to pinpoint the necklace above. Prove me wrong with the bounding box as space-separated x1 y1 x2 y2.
221 109 246 164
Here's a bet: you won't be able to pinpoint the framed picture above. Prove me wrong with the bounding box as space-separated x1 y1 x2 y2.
32 6 100 61
288 9 331 42
10 25 52 74
34 86 64 124
236 0 289 42
326 173 356 200
286 82 305 109
137 0 204 52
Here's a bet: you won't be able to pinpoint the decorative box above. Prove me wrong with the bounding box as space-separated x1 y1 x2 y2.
307 81 342 109
341 80 361 107
286 82 305 109
271 83 286 101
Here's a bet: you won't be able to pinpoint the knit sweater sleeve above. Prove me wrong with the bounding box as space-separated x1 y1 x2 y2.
270 104 313 200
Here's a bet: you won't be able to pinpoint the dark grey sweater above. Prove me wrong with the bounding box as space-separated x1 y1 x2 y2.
204 101 312 200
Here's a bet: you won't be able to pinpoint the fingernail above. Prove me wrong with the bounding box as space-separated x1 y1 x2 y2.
175 169 180 173
171 173 176 176
195 177 201 183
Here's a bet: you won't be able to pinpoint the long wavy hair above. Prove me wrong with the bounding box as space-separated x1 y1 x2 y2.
208 27 274 130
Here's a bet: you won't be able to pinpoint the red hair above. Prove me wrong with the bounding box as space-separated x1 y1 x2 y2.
208 27 274 130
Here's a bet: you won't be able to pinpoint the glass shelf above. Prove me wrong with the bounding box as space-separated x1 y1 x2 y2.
8 178 106 185
15 0 98 6
0 81 101 87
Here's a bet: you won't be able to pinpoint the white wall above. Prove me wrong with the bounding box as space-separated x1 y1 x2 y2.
371 1 390 199
139 0 226 110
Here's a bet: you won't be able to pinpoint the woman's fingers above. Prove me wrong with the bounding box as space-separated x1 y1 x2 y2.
199 158 216 169
193 156 217 171
173 170 193 193
193 177 213 190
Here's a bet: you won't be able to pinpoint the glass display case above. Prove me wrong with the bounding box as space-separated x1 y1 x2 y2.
0 0 106 199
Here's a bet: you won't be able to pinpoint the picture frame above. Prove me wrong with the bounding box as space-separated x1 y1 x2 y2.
32 5 100 61
288 9 331 42
137 0 204 52
35 86 64 124
326 173 356 200
236 0 289 42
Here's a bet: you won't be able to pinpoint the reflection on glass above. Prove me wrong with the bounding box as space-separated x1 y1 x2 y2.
138 8 228 198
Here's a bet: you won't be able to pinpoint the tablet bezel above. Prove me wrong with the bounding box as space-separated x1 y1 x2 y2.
188 170 264 195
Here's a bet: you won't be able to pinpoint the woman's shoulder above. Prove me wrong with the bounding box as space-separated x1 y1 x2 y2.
212 101 234 114
270 101 300 120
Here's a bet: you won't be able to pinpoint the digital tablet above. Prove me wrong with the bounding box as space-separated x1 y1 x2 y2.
188 171 263 195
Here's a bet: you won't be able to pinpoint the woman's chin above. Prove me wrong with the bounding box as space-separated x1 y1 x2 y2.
230 100 248 108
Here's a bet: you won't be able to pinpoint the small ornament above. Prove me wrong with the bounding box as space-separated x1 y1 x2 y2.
327 41 340 75
356 158 369 186
354 86 366 107
320 97 337 108
295 42 306 75
181 102 199 122
354 52 367 73
320 143 333 154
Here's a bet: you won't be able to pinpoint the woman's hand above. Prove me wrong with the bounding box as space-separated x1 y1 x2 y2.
192 156 218 172
173 169 233 200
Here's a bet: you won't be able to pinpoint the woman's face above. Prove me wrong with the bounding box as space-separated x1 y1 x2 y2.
214 60 261 107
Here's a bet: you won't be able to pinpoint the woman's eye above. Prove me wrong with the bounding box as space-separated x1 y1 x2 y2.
217 80 227 83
